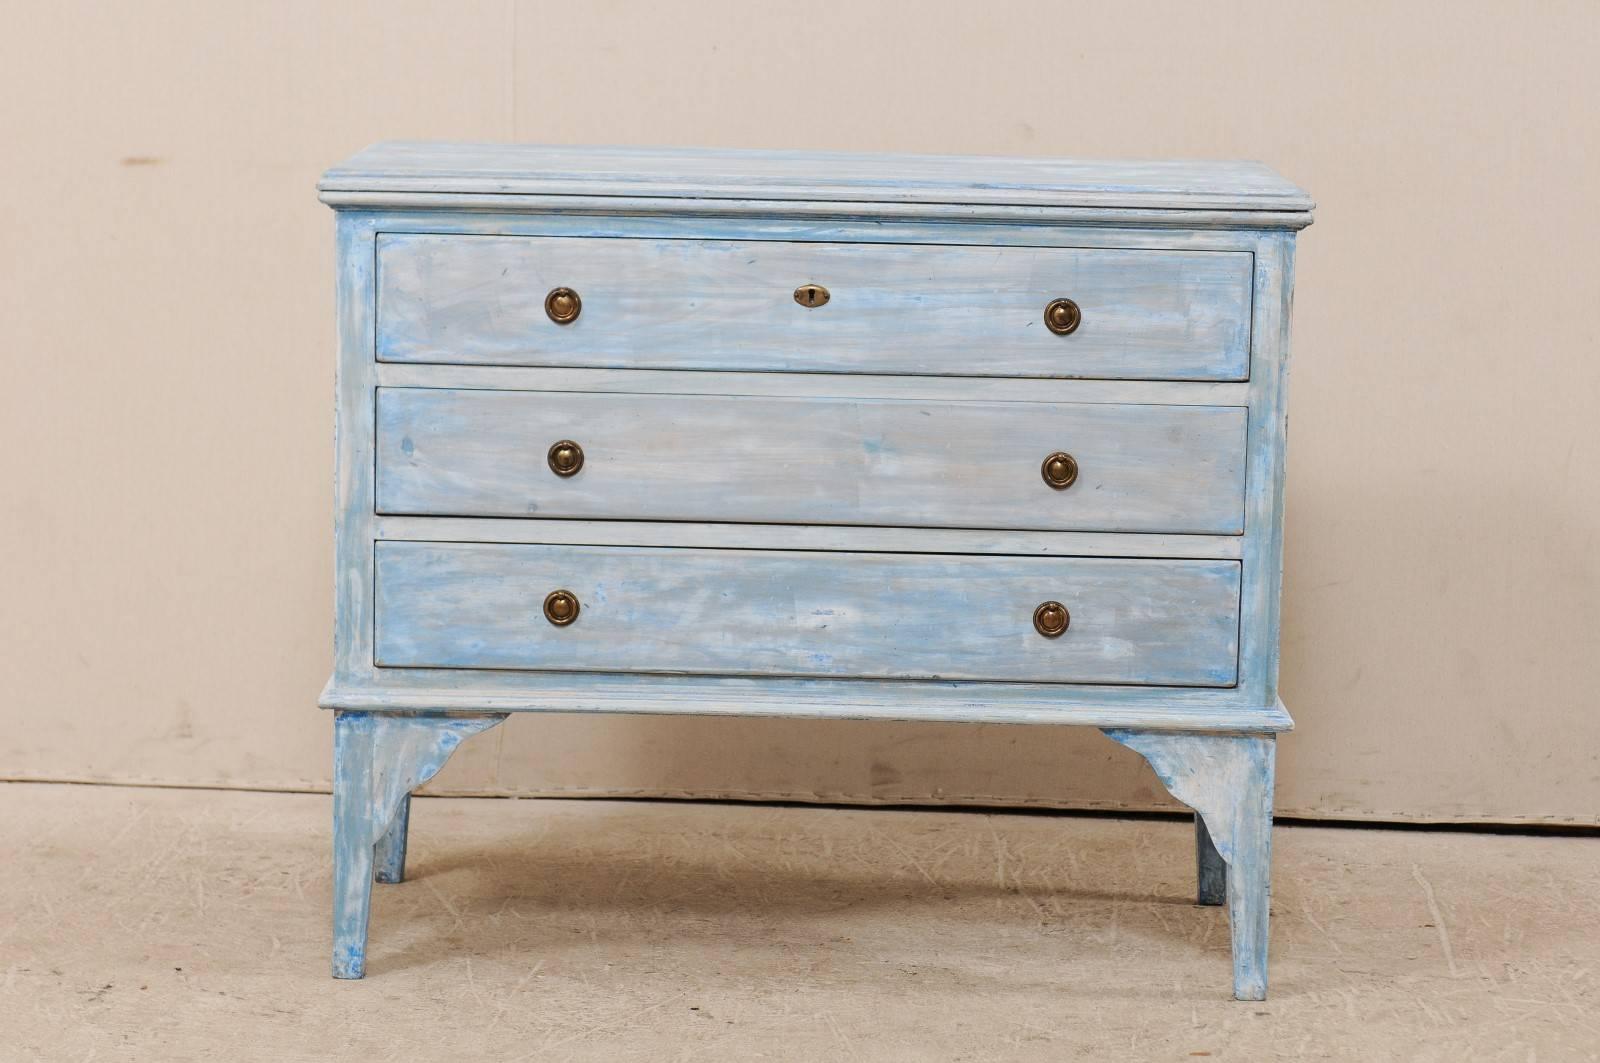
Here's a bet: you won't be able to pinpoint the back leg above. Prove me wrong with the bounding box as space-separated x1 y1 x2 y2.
374 793 411 885
1195 813 1226 906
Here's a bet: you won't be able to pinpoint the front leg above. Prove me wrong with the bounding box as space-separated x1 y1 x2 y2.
1102 729 1276 1000
332 710 506 979
331 735 375 979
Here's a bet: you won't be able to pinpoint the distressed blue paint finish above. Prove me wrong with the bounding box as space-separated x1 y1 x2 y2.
322 142 1314 214
373 793 410 884
377 387 1249 534
374 541 1242 686
376 234 1254 380
1196 814 1227 906
331 711 505 978
321 144 1311 993
1104 730 1276 999
331 211 379 690
324 676 1293 732
347 206 1279 250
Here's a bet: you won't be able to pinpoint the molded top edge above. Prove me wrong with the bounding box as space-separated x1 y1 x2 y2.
319 141 1314 215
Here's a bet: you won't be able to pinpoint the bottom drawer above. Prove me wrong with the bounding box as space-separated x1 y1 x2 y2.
374 541 1240 687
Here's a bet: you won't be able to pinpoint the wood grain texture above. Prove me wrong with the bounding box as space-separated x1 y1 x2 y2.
332 213 379 685
331 711 506 978
1103 729 1276 999
373 541 1242 687
1235 231 1296 710
376 388 1248 534
375 234 1254 380
321 142 1313 213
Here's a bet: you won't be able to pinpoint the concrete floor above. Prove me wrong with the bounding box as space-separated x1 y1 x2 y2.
2 783 1597 1062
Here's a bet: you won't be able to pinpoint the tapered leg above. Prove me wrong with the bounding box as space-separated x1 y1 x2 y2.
1102 729 1277 1000
332 713 379 979
374 794 411 885
330 710 507 979
1224 758 1275 1001
1195 813 1226 906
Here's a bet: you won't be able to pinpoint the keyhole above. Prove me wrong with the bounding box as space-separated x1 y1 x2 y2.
794 283 830 309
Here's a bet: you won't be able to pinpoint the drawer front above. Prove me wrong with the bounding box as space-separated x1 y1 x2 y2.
374 541 1242 687
376 388 1247 534
376 234 1253 381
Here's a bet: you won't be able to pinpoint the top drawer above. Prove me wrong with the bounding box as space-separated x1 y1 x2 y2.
376 234 1253 381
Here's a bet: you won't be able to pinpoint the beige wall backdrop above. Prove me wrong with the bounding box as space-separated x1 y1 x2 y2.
3 1 1597 824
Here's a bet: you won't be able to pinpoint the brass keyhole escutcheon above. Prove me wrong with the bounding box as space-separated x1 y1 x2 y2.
548 440 584 477
543 590 580 626
794 283 830 308
1044 297 1081 335
1033 601 1070 638
545 286 582 324
1041 451 1078 490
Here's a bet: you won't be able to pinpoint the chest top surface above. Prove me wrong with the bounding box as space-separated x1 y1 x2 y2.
319 141 1313 219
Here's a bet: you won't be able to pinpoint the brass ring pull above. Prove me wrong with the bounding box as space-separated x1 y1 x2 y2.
1033 601 1070 638
1041 452 1078 490
794 283 830 308
543 590 580 626
545 287 581 324
547 440 584 477
1044 298 1081 335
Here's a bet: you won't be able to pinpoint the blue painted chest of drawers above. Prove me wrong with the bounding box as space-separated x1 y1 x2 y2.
318 143 1313 998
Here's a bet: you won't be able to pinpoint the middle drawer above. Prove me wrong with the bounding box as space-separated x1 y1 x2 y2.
376 388 1248 534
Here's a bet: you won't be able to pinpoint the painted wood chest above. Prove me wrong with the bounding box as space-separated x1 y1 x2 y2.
318 143 1313 998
